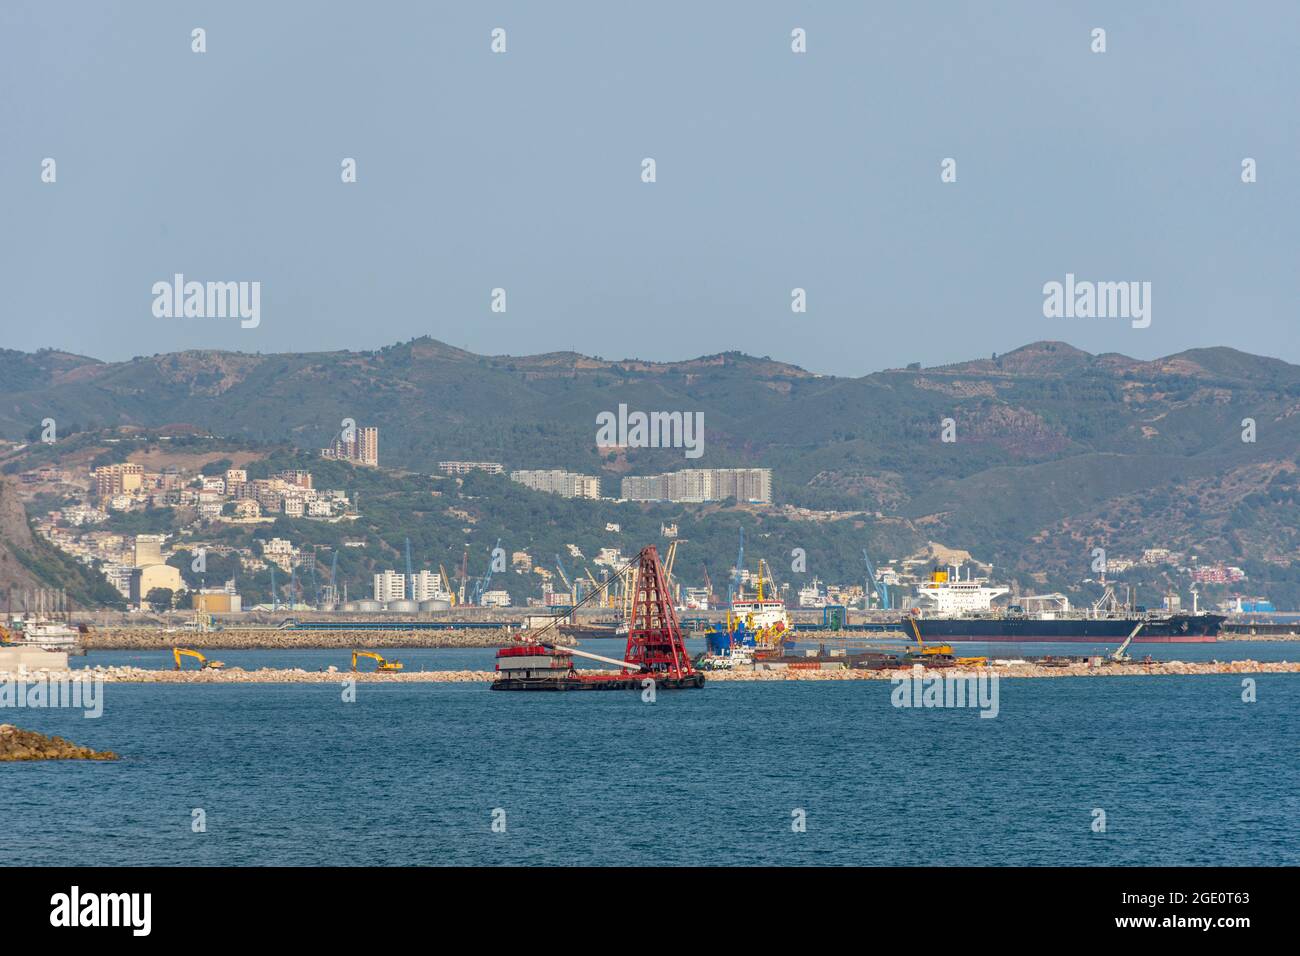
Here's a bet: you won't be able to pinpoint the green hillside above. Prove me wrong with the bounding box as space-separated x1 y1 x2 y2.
3 338 1299 607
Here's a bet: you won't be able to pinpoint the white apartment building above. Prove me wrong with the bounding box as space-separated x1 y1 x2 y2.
373 570 407 603
620 468 772 504
509 470 601 499
409 570 448 602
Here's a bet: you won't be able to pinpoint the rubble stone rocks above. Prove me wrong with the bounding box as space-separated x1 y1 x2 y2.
82 627 572 650
0 724 119 761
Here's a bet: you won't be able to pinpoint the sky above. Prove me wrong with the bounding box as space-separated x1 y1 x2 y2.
2 1 1298 377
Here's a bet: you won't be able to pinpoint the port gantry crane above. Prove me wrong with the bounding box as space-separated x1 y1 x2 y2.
472 537 503 605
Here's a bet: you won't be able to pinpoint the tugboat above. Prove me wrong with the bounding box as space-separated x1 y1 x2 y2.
493 545 704 691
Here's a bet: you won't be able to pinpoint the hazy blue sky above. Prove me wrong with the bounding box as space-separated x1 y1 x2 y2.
2 1 1297 376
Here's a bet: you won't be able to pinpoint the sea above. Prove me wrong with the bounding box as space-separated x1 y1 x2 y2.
3 640 1296 866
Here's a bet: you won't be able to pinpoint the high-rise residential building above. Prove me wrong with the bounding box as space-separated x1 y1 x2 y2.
621 468 771 504
94 462 144 499
321 425 379 467
373 570 406 603
509 470 601 499
409 570 447 601
438 461 504 476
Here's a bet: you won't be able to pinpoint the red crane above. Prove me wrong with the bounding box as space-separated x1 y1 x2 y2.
624 545 696 680
492 544 703 690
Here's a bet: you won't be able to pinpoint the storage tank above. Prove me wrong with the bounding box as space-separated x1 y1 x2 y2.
419 599 452 613
385 599 418 613
340 601 360 612
354 600 382 613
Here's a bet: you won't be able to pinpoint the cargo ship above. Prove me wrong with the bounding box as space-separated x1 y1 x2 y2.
904 566 1223 643
907 611 1223 643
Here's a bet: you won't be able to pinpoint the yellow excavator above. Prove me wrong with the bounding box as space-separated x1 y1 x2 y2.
352 650 404 672
907 616 986 667
174 647 224 670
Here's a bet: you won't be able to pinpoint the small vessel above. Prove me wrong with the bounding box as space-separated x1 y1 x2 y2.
798 578 829 608
729 559 791 632
2 616 87 655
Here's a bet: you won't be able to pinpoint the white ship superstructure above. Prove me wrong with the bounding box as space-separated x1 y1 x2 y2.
914 565 1008 616
798 579 828 608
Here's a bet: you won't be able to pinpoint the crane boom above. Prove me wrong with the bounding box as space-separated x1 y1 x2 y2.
1110 621 1145 662
554 554 573 596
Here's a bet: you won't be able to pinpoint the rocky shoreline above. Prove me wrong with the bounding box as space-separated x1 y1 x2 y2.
0 724 119 761
2 658 1295 684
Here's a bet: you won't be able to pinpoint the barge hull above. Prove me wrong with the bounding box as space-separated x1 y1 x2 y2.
492 673 706 691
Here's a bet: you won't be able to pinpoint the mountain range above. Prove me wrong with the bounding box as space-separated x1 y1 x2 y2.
3 338 1299 606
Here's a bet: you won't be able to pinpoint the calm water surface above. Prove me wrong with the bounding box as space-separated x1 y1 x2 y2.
4 672 1296 866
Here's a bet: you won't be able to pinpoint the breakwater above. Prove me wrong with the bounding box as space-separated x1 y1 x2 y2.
82 626 546 650
3 658 1296 684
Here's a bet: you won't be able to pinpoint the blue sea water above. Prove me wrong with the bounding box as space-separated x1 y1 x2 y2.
3 671 1296 866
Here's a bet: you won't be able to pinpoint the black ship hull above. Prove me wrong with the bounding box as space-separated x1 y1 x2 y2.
907 613 1224 643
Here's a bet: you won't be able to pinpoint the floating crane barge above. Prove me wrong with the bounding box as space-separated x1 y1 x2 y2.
492 545 704 691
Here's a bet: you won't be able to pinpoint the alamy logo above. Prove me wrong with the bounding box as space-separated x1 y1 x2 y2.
1042 273 1150 329
50 886 151 936
152 273 261 328
1 676 103 718
596 403 704 459
891 666 1000 718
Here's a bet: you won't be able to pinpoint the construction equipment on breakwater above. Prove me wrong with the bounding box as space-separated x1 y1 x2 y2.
351 650 404 672
173 647 224 671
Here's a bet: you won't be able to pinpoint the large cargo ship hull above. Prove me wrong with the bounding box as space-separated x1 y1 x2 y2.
908 613 1223 644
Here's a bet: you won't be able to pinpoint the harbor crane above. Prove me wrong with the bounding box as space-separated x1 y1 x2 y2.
728 528 745 602
862 549 890 610
474 537 502 604
554 554 575 602
405 538 414 600
439 563 456 607
324 549 339 608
